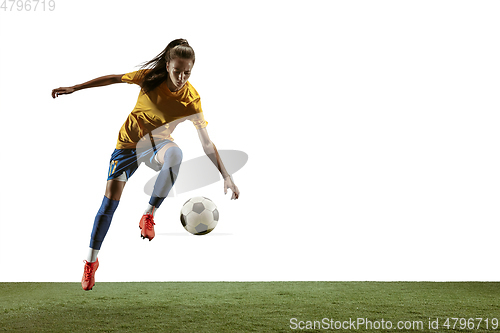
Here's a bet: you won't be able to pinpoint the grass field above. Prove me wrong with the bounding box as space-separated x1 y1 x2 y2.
0 282 499 332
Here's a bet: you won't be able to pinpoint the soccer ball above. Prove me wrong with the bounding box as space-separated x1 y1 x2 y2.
180 197 219 235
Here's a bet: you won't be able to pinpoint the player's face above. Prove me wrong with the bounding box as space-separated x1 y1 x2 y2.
166 58 193 91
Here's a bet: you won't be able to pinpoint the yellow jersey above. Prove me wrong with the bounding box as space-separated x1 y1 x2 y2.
116 69 208 149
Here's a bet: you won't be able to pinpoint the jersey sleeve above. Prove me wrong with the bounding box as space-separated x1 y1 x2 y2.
121 69 148 85
186 97 208 129
190 112 208 129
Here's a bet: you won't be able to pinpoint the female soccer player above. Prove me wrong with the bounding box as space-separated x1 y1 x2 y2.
51 39 240 290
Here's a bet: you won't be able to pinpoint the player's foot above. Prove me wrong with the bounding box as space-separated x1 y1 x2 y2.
139 213 155 241
81 258 99 291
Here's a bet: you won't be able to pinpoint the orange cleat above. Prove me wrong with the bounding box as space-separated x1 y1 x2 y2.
81 258 99 291
139 213 155 241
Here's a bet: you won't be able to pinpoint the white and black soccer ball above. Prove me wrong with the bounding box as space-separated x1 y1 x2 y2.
180 197 219 235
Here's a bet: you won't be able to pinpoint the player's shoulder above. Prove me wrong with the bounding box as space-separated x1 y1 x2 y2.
185 81 200 99
122 68 151 84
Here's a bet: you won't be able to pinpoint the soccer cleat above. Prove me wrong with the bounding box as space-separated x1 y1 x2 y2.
139 213 155 241
81 258 99 291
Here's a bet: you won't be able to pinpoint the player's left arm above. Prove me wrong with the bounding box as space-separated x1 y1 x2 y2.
197 127 240 200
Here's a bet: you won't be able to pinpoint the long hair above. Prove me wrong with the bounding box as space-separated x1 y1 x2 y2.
135 38 196 94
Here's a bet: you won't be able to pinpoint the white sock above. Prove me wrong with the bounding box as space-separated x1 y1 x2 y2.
144 204 157 217
87 248 99 263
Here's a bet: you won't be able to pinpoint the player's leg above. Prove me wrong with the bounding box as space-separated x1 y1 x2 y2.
83 149 138 291
140 142 183 241
82 178 127 291
149 142 183 208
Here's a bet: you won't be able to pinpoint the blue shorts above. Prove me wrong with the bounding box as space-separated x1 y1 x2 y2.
107 139 174 181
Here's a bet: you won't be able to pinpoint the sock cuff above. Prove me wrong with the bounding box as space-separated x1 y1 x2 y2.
98 195 120 214
89 239 103 250
149 196 165 208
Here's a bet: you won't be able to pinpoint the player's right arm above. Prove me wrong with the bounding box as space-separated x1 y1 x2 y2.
51 74 124 98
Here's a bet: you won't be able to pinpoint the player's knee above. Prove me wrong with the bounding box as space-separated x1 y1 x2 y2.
105 179 126 201
163 146 183 167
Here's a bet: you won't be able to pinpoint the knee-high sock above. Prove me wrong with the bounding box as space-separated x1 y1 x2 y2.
149 146 183 208
89 196 119 250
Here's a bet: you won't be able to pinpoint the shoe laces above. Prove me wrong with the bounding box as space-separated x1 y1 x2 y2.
83 261 93 280
144 214 155 230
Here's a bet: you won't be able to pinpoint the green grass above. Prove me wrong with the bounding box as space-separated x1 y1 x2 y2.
0 282 499 332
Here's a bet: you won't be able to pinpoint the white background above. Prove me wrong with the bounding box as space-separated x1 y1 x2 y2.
0 0 499 282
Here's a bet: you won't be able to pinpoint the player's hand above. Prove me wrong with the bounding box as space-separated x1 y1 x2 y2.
224 176 239 200
51 86 75 98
